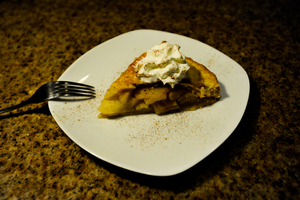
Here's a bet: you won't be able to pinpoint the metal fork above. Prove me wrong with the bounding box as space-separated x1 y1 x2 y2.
0 81 96 114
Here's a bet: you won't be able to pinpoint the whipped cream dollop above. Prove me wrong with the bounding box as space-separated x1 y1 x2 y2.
134 41 190 88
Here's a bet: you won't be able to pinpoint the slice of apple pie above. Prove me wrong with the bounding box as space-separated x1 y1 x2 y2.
98 41 220 118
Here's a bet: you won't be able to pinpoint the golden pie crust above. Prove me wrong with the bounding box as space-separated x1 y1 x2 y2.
98 52 220 118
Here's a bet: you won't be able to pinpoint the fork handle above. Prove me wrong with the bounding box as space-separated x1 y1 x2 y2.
0 99 32 114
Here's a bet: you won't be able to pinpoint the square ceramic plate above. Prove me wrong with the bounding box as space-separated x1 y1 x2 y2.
49 30 249 176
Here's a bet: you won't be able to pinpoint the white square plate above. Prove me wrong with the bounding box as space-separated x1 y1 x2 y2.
49 30 249 176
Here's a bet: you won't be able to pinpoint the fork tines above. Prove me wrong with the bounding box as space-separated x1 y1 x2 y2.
55 81 96 98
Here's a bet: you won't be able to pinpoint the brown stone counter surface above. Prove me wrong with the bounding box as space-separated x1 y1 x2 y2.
0 0 299 199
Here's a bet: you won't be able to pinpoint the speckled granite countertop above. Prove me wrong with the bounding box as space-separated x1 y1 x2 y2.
0 0 299 199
